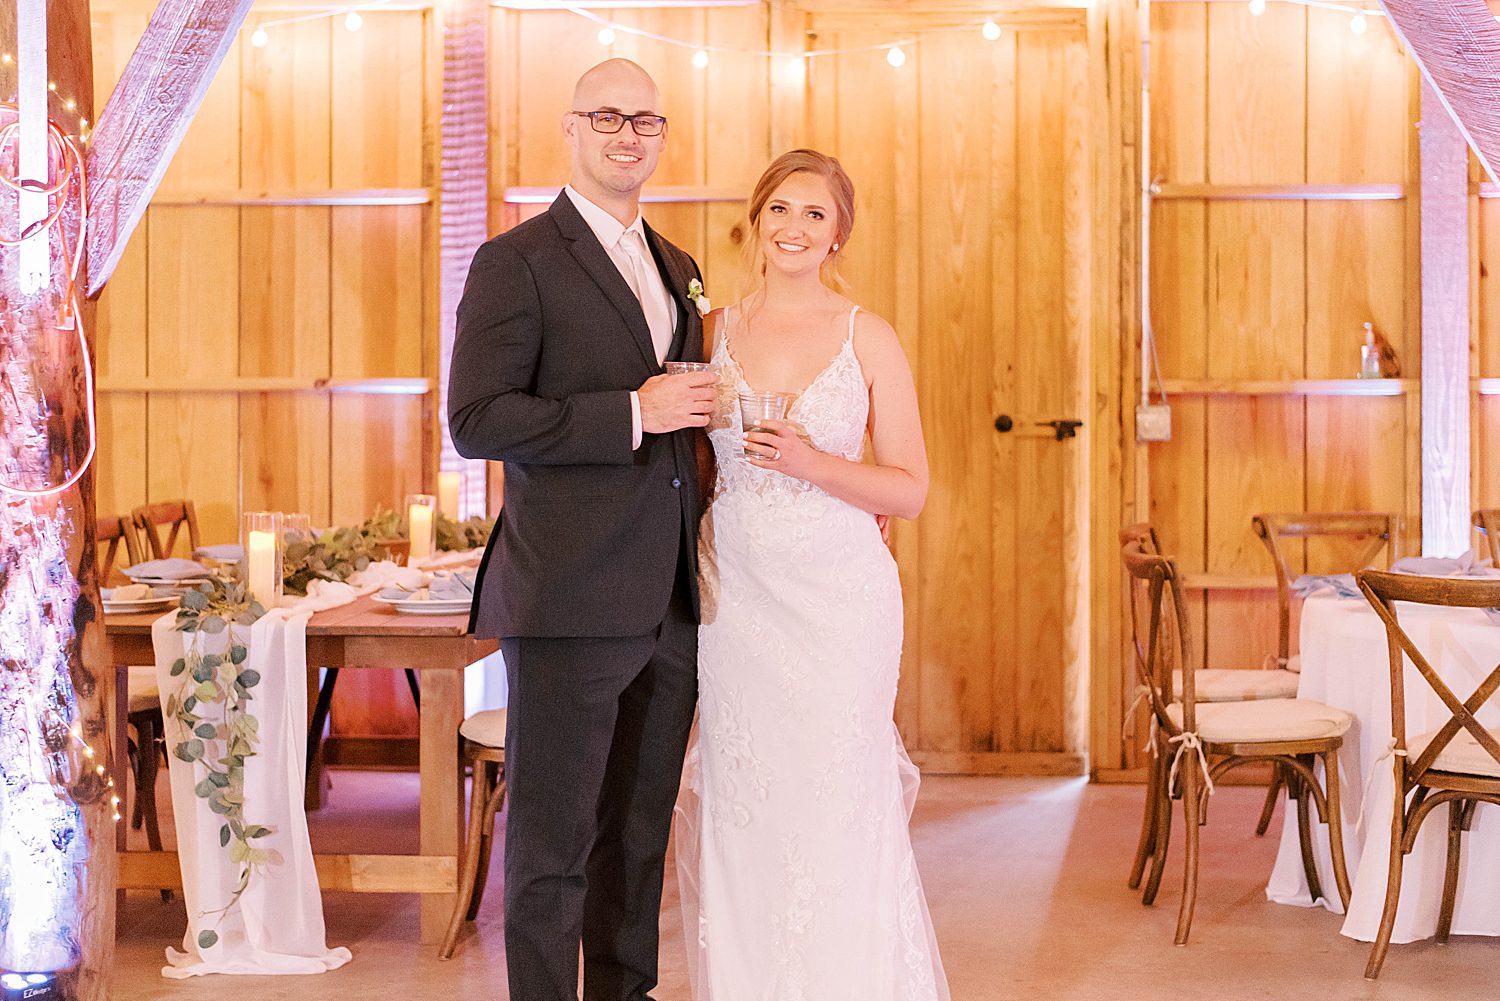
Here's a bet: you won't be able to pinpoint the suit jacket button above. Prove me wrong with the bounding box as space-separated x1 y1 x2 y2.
671 478 682 489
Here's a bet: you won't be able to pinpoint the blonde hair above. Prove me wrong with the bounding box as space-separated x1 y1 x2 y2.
740 149 856 296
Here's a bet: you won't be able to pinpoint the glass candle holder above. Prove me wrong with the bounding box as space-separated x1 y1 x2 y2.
406 493 437 566
283 512 313 544
242 511 284 608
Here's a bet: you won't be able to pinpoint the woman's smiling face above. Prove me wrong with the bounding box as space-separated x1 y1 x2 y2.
758 171 839 278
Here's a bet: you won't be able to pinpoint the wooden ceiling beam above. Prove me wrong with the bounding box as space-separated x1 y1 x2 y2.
83 0 255 296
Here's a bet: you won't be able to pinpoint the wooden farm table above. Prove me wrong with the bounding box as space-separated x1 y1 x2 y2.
105 595 498 943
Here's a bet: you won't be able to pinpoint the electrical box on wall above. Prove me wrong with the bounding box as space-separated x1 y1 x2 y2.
1136 403 1172 443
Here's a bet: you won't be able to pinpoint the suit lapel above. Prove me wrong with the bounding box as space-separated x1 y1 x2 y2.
549 195 659 371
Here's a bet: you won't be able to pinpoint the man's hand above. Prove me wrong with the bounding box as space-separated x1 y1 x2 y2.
639 372 717 434
875 514 892 546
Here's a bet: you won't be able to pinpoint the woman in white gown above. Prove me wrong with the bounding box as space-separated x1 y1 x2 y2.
675 149 949 1001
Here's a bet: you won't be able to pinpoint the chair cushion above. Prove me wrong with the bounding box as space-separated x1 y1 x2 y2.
1182 669 1300 703
1408 727 1500 779
127 666 160 715
460 708 508 749
1166 698 1351 744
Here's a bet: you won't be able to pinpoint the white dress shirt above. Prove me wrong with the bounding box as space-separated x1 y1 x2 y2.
563 185 677 449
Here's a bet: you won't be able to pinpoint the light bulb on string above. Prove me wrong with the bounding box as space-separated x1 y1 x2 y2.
692 49 709 70
1248 0 1267 16
1350 10 1368 34
345 10 364 32
1 53 12 65
252 27 269 48
982 19 1002 41
886 45 906 68
597 26 616 46
777 55 806 88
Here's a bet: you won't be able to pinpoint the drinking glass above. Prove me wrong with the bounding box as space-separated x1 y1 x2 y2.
665 361 713 376
737 391 791 458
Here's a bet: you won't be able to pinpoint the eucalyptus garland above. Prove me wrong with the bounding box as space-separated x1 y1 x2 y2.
165 579 279 950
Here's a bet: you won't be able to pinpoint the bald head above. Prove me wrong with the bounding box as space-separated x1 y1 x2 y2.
572 58 661 112
563 58 668 222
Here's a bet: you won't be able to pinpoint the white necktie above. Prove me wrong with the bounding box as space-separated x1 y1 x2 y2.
619 229 675 364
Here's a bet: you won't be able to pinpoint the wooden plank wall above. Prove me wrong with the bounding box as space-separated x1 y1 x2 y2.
486 6 769 285
1100 2 1499 776
90 9 435 547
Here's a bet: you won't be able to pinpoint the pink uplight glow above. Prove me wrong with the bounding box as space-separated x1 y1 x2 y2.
0 103 98 499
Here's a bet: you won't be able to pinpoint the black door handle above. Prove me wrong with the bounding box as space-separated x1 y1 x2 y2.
1040 419 1083 441
994 414 1013 433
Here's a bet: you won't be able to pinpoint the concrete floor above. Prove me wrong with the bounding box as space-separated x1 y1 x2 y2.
115 771 1498 1001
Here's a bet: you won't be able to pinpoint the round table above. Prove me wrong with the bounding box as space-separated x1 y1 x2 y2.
1265 590 1500 943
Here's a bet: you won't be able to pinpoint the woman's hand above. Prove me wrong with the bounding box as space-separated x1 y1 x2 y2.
743 419 823 481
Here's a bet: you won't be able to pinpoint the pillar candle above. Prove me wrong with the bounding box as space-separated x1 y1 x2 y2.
438 471 461 519
409 501 435 565
247 530 278 605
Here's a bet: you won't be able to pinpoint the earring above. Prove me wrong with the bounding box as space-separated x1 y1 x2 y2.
831 243 840 253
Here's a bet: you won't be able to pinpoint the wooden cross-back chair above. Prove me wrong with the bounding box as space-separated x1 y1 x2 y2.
1121 540 1351 944
1119 524 1298 852
1356 569 1500 979
1253 512 1403 672
95 515 144 585
1476 509 1500 568
98 514 171 897
131 499 201 561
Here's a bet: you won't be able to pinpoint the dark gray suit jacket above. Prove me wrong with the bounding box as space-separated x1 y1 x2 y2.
449 194 705 639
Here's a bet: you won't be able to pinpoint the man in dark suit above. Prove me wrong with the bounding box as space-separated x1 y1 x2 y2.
448 59 715 1001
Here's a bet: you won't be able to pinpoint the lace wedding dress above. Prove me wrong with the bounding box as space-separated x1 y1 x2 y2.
674 304 949 1001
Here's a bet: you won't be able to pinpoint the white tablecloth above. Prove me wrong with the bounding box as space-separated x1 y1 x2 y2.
1265 592 1500 943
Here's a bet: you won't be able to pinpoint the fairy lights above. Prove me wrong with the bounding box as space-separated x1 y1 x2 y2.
0 105 97 499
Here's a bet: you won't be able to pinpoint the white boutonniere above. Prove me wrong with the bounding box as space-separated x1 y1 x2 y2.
687 278 711 316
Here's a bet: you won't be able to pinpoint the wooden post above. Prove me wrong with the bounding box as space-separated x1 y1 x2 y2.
0 2 114 997
1418 79 1472 557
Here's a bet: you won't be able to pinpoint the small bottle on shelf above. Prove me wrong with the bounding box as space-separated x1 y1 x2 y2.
1358 322 1382 379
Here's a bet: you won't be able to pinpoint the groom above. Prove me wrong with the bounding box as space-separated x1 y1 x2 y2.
448 59 714 1001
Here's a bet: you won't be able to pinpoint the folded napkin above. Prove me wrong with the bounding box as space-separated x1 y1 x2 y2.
415 549 483 570
1392 550 1500 578
348 561 427 592
103 584 153 602
427 569 476 601
193 543 244 562
124 558 209 580
1291 573 1360 599
283 578 358 612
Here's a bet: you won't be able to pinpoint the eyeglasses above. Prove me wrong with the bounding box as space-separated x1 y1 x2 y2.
571 110 667 137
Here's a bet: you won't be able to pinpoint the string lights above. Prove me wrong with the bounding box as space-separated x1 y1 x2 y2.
0 104 98 500
225 0 1400 66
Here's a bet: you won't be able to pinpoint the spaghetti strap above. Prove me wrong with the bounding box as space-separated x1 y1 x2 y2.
845 305 860 345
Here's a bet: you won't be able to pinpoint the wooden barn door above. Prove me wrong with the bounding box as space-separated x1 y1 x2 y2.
807 10 1093 773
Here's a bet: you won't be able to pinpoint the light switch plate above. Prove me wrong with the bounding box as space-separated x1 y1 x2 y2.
1136 403 1172 442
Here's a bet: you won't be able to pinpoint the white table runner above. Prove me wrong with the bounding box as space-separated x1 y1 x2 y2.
152 607 352 977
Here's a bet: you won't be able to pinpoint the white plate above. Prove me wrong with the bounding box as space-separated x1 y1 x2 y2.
103 596 180 614
125 575 211 587
371 594 471 615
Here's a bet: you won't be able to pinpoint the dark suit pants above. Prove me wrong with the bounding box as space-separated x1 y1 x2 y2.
500 589 697 1001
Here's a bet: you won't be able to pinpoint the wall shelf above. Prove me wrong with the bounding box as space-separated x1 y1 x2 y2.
1160 378 1415 397
150 189 433 207
97 377 432 395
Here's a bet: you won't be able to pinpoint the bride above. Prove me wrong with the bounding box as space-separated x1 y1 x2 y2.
675 149 949 1001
